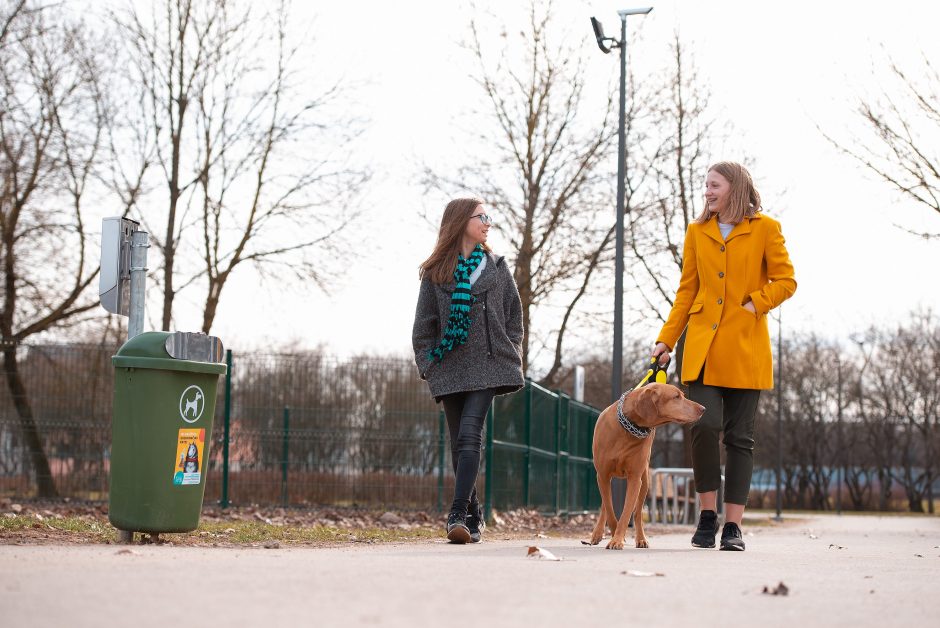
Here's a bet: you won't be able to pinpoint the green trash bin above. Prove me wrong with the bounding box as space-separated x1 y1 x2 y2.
109 331 227 536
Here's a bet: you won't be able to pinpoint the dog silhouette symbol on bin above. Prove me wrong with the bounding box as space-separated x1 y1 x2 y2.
180 386 204 422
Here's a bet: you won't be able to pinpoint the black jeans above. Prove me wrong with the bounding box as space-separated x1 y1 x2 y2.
688 375 761 506
440 388 495 515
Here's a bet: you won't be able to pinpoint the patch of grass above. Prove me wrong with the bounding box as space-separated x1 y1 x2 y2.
0 514 118 542
195 520 440 545
0 512 441 546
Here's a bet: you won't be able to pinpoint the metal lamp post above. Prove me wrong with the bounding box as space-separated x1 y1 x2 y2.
591 7 652 516
836 355 843 515
590 7 652 403
774 306 784 522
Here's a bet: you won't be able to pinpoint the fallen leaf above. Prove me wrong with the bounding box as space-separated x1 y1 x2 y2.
263 541 280 549
580 540 592 545
527 546 561 561
808 534 818 540
914 554 924 558
535 532 548 538
115 549 137 555
828 544 846 550
761 582 789 596
623 570 664 577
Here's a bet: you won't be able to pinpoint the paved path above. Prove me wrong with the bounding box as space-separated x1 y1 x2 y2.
2 514 939 627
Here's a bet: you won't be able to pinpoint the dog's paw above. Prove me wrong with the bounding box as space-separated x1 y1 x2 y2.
635 538 649 549
588 535 603 546
605 539 625 550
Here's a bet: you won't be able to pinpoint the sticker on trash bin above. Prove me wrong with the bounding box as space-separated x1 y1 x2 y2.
173 428 205 486
179 385 205 423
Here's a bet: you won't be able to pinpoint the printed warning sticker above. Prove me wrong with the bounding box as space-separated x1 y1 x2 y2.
173 428 205 486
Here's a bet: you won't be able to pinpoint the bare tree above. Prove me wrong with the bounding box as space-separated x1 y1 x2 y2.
821 52 940 239
113 0 367 333
0 0 108 496
623 33 726 325
422 1 620 381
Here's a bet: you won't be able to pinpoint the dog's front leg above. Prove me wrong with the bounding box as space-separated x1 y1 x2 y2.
633 468 650 548
607 477 642 550
590 472 614 545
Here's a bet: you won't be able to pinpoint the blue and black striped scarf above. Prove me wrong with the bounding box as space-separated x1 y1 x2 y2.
428 245 485 363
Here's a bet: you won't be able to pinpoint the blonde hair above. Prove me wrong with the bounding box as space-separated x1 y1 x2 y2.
419 198 492 284
695 161 762 225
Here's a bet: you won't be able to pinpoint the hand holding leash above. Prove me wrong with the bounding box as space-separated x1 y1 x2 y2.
652 342 671 366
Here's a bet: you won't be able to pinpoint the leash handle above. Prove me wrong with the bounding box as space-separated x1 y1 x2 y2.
633 355 671 390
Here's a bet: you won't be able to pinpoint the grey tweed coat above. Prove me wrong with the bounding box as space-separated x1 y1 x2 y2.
412 252 525 401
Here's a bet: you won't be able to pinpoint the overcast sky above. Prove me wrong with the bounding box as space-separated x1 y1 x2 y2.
148 0 940 366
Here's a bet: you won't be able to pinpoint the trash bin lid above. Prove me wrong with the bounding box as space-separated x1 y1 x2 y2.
112 331 227 375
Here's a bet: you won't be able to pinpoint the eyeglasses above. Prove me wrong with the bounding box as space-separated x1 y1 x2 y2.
470 213 492 225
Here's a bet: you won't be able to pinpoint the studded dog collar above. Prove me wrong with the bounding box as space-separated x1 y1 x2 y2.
617 391 652 439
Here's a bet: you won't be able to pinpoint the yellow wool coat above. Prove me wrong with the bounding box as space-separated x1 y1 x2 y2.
657 213 796 390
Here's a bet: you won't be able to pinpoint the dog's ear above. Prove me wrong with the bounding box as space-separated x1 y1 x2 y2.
634 386 658 424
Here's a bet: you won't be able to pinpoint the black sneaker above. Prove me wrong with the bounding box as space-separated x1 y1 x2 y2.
720 522 745 551
446 511 471 544
691 510 719 548
467 503 485 543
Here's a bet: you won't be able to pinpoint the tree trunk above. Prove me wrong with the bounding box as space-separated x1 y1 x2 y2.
2 347 57 497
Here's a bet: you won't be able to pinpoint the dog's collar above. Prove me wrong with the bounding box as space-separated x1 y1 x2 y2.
617 391 652 439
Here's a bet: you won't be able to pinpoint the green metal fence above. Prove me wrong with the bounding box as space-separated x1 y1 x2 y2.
484 380 602 516
0 343 602 514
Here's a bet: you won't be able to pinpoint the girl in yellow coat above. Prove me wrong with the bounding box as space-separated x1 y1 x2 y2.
652 161 796 551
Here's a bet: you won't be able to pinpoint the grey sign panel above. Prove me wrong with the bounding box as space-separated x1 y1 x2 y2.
100 217 140 316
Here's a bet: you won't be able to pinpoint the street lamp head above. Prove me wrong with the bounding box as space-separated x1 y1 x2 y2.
590 17 613 54
617 7 654 17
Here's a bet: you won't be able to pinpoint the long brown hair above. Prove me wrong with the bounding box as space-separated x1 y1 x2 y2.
419 197 491 284
694 161 762 225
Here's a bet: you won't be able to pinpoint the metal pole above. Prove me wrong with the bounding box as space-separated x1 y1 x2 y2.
612 13 627 407
774 308 783 521
524 380 532 507
220 349 232 508
611 13 629 520
128 230 149 339
437 409 445 512
484 401 495 523
281 406 289 506
836 357 843 514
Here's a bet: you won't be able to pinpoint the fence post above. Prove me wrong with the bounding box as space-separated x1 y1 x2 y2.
220 349 232 508
484 399 495 523
437 409 445 512
281 406 289 506
524 380 532 508
554 392 564 515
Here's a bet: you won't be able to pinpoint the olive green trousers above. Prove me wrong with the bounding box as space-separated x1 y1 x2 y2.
688 375 761 506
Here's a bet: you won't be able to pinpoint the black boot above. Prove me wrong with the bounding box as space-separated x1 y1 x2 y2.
467 502 485 543
691 510 719 548
719 521 745 551
446 510 471 544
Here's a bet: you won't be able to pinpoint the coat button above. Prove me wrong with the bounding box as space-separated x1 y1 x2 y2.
720 246 725 252
718 271 724 278
718 298 723 305
711 324 717 330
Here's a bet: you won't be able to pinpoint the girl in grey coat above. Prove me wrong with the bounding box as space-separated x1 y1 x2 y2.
412 198 524 543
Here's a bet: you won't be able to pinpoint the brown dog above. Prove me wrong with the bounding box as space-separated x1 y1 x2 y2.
589 383 705 549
